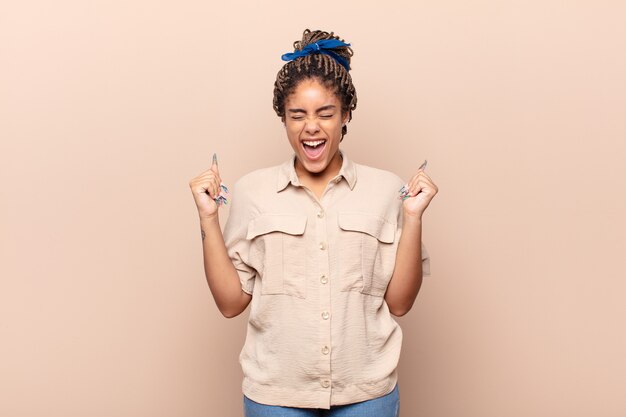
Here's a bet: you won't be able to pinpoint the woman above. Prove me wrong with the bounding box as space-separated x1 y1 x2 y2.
189 29 438 417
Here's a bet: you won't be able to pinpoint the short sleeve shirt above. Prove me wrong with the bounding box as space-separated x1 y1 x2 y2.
222 149 431 409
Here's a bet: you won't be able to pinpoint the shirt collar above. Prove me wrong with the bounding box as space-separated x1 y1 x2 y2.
276 148 357 192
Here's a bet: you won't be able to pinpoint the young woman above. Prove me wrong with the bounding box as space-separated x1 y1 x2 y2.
189 29 438 417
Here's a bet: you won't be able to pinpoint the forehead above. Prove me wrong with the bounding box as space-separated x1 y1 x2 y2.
285 78 340 108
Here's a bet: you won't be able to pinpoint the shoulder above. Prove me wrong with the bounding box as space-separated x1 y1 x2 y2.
346 161 405 221
232 164 281 193
354 162 404 190
226 165 281 220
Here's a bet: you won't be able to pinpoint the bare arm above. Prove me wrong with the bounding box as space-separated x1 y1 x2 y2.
199 213 252 318
385 161 437 316
189 154 253 318
384 211 424 316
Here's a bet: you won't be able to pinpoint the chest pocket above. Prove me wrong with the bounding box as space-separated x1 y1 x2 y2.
337 212 397 297
246 213 308 298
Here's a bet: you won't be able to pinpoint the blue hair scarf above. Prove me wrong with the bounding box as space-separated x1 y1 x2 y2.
281 39 351 72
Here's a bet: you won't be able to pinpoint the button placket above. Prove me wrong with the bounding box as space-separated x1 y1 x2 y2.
316 202 332 390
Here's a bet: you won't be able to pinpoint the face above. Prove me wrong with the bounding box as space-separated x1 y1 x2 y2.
284 78 349 180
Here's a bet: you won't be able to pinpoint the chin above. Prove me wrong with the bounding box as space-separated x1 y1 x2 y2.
299 156 327 170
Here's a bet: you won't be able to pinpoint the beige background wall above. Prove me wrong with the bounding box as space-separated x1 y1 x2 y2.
1 1 625 416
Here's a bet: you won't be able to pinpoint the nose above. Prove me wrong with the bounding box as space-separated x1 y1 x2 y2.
304 118 320 134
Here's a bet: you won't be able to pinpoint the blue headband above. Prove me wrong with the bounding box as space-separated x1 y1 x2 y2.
281 39 351 71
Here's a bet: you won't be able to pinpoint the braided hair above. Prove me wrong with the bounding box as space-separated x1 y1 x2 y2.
273 29 358 142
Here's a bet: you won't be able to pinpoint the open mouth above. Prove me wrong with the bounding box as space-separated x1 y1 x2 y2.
301 139 327 160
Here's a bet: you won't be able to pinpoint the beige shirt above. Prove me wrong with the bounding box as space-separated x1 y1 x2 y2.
222 149 431 409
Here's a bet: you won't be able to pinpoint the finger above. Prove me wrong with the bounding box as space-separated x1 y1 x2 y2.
198 172 220 188
412 174 430 188
412 172 433 191
213 175 221 196
409 184 423 196
419 179 436 195
407 178 419 195
417 170 432 181
410 180 429 196
205 181 215 199
208 175 220 198
191 182 207 196
417 175 437 192
211 152 220 174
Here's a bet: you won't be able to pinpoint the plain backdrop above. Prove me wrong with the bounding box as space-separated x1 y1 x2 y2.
1 1 625 416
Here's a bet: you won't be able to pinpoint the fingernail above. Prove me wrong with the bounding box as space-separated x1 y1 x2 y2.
213 153 218 166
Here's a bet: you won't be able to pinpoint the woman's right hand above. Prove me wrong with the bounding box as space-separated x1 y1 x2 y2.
189 153 222 219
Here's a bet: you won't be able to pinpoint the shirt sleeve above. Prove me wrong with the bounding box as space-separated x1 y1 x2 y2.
222 179 257 295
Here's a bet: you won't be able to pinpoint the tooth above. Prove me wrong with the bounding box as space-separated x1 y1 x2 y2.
303 140 325 147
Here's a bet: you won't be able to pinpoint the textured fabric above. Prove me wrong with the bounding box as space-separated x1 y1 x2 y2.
243 382 400 416
222 149 431 409
280 39 352 72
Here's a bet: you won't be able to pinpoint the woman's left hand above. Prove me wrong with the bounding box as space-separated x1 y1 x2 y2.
401 167 438 219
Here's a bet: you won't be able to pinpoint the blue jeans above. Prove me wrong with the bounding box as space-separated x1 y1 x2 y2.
243 383 400 417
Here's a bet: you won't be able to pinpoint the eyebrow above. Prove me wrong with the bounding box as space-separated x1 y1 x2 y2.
287 105 337 113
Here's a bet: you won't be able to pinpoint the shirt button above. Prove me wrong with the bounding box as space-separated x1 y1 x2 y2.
321 346 330 355
320 275 328 284
321 379 330 388
317 210 324 218
319 242 326 250
321 311 330 320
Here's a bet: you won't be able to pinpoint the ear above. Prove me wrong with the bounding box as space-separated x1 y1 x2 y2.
342 113 349 126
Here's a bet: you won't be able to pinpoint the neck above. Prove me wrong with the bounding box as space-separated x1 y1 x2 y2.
295 150 343 185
